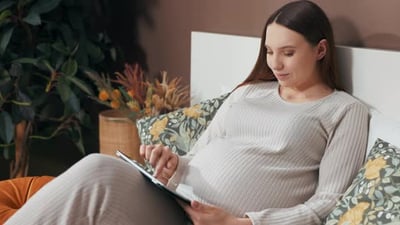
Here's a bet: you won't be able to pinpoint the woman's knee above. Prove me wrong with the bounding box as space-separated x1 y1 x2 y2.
66 154 126 179
79 153 117 167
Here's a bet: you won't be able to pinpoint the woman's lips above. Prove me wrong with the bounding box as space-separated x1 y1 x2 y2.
274 73 289 80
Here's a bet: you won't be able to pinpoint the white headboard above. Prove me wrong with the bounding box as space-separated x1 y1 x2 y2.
190 31 400 122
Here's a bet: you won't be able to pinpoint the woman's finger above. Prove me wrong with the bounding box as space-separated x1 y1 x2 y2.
143 145 155 161
148 146 162 167
162 155 178 177
154 148 169 177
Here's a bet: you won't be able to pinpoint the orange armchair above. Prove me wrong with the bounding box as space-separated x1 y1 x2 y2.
0 176 54 224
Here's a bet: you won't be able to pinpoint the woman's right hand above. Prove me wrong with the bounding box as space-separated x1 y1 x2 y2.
139 144 179 185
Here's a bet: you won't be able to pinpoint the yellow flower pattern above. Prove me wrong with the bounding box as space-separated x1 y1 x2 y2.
183 104 202 118
364 157 387 180
149 117 168 141
338 202 370 225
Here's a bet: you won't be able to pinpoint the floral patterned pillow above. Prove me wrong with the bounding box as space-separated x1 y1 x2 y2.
136 93 230 156
323 138 400 225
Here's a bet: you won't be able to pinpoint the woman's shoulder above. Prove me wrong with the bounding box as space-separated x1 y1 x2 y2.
329 90 369 112
332 90 362 103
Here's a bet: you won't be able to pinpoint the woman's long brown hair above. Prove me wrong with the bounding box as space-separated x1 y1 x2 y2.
236 0 339 90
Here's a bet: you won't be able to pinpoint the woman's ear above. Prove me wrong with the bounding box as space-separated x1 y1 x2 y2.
316 39 328 60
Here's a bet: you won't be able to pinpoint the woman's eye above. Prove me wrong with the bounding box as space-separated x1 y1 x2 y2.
284 51 294 56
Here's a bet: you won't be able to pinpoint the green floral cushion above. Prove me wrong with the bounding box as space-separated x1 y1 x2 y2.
136 93 230 156
323 138 400 225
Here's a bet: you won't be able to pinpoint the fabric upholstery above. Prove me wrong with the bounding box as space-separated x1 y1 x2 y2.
0 176 54 224
137 93 230 156
323 138 400 225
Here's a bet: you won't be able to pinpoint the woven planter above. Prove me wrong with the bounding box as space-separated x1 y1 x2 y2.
98 109 143 163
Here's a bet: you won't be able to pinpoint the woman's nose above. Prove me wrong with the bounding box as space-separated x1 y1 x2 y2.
268 55 283 70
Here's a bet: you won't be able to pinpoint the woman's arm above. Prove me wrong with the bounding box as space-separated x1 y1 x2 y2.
245 102 369 225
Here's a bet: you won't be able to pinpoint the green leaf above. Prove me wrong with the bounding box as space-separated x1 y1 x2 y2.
13 57 39 66
58 23 75 48
0 67 12 92
36 43 52 53
64 91 80 114
75 42 89 66
0 1 15 12
68 126 85 154
53 53 66 71
61 59 78 76
36 43 52 59
0 111 14 143
86 41 104 63
29 0 62 15
57 77 82 114
0 10 12 26
52 41 70 55
23 12 41 25
78 111 92 128
40 59 55 73
65 76 94 96
0 26 14 55
56 76 71 102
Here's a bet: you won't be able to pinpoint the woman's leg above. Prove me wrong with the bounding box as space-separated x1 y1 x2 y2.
5 154 187 225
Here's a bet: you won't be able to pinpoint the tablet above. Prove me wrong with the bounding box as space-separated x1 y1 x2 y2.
115 150 192 204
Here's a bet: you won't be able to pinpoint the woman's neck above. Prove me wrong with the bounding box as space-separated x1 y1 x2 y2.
278 83 333 103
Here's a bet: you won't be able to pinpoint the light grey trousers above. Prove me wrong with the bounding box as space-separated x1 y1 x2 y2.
5 154 188 225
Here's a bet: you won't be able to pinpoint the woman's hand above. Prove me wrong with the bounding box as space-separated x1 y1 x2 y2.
139 144 179 185
181 201 252 225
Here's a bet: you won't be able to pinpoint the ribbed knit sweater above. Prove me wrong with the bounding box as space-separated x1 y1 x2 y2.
167 81 369 225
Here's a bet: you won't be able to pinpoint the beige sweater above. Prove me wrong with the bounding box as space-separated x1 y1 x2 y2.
168 82 369 225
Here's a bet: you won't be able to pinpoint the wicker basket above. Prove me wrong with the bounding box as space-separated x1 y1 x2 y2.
98 109 143 163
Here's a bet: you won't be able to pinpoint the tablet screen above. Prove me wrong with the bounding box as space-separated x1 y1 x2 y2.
115 150 192 204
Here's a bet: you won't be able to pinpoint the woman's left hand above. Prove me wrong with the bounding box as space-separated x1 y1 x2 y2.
180 201 252 225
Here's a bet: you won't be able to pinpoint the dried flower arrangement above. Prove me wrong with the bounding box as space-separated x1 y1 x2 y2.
86 63 190 119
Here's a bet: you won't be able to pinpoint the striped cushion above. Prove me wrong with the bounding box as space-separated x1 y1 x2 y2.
0 176 54 223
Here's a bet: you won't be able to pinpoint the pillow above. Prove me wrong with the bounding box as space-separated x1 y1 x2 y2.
366 110 400 158
0 176 54 224
136 93 230 156
323 138 400 225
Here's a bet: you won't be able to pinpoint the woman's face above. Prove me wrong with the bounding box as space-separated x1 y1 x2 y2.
265 23 325 91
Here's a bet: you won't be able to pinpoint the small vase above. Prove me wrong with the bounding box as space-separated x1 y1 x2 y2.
98 109 143 164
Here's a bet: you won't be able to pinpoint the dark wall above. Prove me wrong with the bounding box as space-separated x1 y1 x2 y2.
137 0 400 87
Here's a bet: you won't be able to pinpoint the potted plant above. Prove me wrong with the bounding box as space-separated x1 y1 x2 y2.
0 0 118 177
85 63 190 162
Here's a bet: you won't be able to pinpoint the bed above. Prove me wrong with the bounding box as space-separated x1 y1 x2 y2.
190 31 400 223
